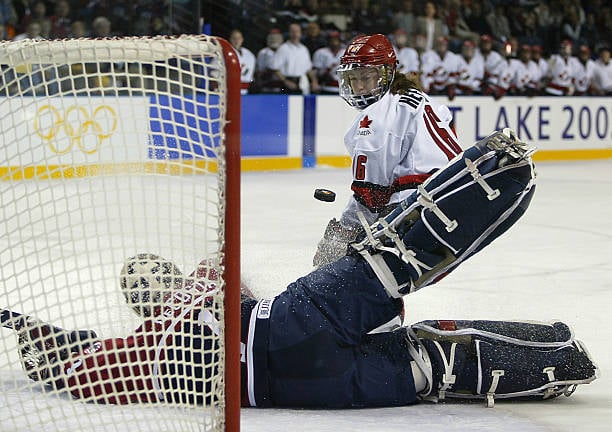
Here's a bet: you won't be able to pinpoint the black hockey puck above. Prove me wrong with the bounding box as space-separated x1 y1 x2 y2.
314 188 336 202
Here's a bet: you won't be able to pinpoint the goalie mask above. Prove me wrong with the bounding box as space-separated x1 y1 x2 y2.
119 253 183 317
337 34 397 110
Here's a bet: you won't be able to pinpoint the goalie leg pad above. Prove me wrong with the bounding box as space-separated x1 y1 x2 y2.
407 320 599 407
351 128 537 297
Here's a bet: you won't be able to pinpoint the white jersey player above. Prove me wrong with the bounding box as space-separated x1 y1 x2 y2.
391 29 420 76
312 31 345 94
573 45 595 95
456 40 484 95
530 45 550 91
475 35 505 97
229 29 256 95
591 46 612 95
546 40 578 96
313 33 462 267
421 36 463 98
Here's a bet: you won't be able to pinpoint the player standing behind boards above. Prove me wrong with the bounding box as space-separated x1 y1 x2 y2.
312 31 345 95
312 33 462 267
272 22 320 95
229 29 256 95
253 29 285 94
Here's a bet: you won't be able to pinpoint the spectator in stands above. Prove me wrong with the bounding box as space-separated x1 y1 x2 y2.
91 16 112 38
18 1 43 31
312 30 345 94
272 22 320 94
591 46 612 95
456 39 484 95
69 20 88 38
505 3 526 38
49 0 72 39
351 1 393 35
13 19 42 40
486 3 511 47
254 28 285 94
392 28 419 78
573 45 595 96
518 10 544 48
462 0 491 39
392 0 416 36
581 12 600 52
594 7 612 49
546 40 577 96
535 0 564 56
446 0 481 49
0 0 16 33
302 21 326 56
414 1 446 52
12 19 46 95
229 29 256 95
561 8 586 48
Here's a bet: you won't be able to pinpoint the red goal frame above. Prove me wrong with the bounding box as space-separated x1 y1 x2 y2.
218 37 241 432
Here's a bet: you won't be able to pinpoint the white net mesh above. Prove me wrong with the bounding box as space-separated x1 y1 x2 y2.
0 35 234 431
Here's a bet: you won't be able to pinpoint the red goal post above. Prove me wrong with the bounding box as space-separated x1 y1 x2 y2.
218 36 242 432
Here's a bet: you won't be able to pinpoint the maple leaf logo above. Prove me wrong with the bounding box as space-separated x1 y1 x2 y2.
359 115 372 129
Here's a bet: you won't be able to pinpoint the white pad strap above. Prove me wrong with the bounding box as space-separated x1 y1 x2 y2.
433 340 457 400
465 158 500 200
405 327 434 398
417 186 458 232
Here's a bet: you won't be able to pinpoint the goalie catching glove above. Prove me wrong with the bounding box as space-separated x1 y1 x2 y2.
14 315 97 387
405 319 599 407
351 128 537 297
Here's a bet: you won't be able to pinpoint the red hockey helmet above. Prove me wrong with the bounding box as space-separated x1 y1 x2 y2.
337 34 397 109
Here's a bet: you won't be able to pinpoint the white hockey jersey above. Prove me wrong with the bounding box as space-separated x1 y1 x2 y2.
396 46 420 75
313 45 344 93
339 89 462 227
546 54 577 95
456 55 485 94
234 47 256 95
573 58 595 94
421 50 463 92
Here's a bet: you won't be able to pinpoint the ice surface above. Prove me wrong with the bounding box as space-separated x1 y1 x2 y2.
1 159 610 431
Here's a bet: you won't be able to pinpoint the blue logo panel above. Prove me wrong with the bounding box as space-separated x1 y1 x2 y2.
148 94 222 159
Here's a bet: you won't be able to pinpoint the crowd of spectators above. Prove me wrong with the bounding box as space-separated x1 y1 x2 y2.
224 0 612 97
0 0 611 97
0 1 189 42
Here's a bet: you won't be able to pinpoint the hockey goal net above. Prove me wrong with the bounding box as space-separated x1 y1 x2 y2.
0 35 241 431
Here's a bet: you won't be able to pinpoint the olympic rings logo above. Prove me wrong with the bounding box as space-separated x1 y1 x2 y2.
34 104 118 155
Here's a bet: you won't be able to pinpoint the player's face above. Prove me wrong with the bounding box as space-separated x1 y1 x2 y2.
345 67 380 95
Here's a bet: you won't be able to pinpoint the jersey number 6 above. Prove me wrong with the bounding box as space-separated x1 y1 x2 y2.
353 154 368 180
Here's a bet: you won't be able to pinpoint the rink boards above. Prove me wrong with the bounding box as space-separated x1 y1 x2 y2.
1 95 611 179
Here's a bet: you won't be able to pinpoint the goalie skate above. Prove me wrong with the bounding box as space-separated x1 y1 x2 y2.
351 128 537 297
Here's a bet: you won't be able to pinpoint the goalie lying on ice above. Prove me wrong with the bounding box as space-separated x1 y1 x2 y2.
11 129 598 408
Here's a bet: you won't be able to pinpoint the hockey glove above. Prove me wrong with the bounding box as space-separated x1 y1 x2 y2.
313 218 363 267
